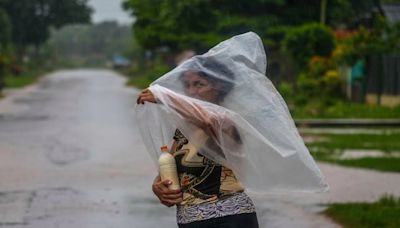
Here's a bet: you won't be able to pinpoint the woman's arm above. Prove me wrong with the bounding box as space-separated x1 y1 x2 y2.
137 87 241 144
138 88 216 128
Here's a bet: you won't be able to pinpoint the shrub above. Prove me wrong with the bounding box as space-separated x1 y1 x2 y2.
283 23 335 69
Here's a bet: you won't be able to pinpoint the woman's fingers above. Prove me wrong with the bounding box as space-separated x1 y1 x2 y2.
136 88 149 104
160 195 183 207
156 180 181 194
161 189 182 202
137 94 150 104
160 179 173 187
163 192 183 200
155 181 182 203
152 175 182 207
162 198 183 207
136 89 156 104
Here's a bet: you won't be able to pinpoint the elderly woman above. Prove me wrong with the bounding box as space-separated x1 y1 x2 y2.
135 32 328 228
137 60 259 228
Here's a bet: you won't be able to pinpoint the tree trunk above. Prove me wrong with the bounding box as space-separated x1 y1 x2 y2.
320 0 327 25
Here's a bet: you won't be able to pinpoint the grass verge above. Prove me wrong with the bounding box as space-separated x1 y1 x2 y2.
317 157 400 172
4 70 43 88
308 133 400 152
307 133 400 172
292 101 400 119
126 74 153 89
119 58 171 89
324 195 400 228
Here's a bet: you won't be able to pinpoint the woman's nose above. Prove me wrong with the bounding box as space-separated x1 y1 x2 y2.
186 86 198 96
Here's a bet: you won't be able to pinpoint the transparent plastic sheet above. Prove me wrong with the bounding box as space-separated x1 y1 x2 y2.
135 32 329 193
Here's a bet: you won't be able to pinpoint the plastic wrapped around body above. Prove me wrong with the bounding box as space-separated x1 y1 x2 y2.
135 32 329 194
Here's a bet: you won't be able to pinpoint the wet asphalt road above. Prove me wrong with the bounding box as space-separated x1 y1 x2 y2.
0 70 176 228
0 69 340 228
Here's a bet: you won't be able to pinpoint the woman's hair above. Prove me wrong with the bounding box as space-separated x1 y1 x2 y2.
181 56 235 102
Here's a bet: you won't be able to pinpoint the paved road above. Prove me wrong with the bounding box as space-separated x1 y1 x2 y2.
0 70 175 228
1 69 398 228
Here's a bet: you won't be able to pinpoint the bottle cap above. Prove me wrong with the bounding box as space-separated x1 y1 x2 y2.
160 145 168 152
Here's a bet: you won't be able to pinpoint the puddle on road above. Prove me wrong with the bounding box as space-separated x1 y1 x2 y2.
339 149 400 159
0 190 32 226
13 96 50 105
0 114 49 122
44 138 90 166
40 127 92 166
0 187 88 226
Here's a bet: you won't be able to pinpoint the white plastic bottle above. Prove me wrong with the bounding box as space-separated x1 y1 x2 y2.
158 145 180 190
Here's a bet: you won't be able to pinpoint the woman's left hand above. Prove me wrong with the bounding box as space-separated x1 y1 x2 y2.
137 88 157 104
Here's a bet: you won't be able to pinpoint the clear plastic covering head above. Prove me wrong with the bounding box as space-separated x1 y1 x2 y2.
135 32 329 193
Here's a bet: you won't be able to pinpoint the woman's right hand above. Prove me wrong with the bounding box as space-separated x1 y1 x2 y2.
152 175 183 207
137 88 157 104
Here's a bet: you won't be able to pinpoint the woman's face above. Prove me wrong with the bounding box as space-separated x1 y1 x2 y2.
182 71 220 103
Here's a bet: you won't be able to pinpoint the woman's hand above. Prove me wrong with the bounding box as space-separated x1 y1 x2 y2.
152 175 183 207
137 88 157 104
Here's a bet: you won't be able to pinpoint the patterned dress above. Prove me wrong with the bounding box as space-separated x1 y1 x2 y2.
172 129 256 224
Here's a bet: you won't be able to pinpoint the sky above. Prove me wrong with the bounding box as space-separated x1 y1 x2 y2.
88 0 133 24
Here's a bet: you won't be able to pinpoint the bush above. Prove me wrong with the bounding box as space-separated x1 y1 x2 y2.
283 23 335 69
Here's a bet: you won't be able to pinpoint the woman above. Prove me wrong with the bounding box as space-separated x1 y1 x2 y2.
135 32 328 228
137 63 260 228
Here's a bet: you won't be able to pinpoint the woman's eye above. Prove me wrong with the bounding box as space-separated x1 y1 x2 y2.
194 81 206 88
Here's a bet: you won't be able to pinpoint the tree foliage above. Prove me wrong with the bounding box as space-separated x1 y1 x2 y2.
0 8 11 92
50 21 135 60
329 0 380 26
283 23 335 68
123 0 381 53
123 0 220 52
0 8 11 52
123 0 324 52
0 0 92 49
336 17 400 65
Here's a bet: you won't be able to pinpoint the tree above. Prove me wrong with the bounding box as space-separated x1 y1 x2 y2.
0 8 11 92
328 0 381 26
123 0 380 53
0 0 92 56
49 21 136 65
0 8 11 53
123 0 219 52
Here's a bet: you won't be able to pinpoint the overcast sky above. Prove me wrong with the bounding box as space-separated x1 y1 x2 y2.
88 0 133 24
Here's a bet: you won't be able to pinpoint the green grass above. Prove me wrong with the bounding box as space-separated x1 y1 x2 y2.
292 101 400 119
126 75 153 89
120 58 170 89
317 157 400 172
307 133 400 172
308 133 400 152
324 195 400 228
4 73 41 88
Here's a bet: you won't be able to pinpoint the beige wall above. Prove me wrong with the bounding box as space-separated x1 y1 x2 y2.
366 94 400 107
